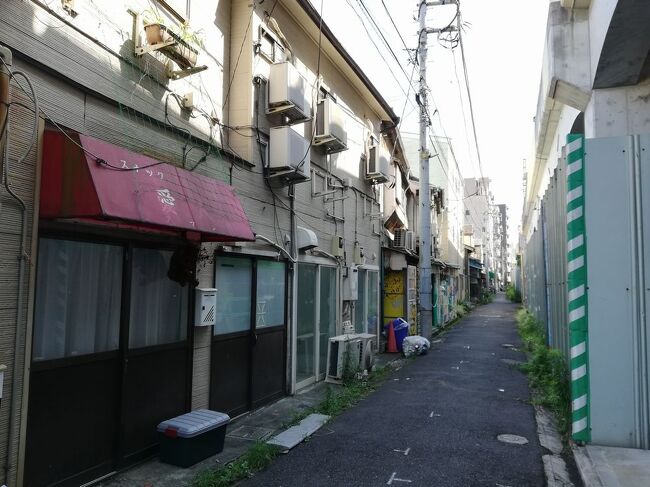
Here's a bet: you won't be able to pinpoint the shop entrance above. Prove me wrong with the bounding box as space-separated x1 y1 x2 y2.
209 256 287 417
24 238 191 487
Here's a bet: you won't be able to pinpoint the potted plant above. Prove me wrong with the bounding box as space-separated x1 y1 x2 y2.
141 10 202 70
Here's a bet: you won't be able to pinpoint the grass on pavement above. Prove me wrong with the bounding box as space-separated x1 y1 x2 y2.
194 365 393 486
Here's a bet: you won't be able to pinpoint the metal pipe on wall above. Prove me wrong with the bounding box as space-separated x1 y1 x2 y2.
0 51 39 483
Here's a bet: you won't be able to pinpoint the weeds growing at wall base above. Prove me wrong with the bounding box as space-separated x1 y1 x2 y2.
516 309 571 438
193 441 279 487
506 285 522 303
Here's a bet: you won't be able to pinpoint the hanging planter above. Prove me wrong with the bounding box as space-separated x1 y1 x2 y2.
144 23 198 70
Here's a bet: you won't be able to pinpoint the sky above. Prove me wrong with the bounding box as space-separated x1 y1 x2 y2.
309 0 550 249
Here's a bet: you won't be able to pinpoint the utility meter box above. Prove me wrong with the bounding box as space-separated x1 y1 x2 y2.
342 266 358 301
331 235 344 257
195 288 217 326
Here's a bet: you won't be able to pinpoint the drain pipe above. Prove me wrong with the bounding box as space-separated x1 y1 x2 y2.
1 49 39 484
289 184 298 394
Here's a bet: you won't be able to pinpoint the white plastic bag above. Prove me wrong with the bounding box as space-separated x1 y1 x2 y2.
402 336 431 357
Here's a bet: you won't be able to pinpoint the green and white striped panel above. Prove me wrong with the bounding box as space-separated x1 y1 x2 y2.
566 134 590 442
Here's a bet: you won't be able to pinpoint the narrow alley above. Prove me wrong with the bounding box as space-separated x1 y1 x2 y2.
241 296 546 487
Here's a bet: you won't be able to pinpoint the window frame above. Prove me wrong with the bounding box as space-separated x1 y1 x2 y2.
257 24 285 64
31 231 193 368
212 252 289 337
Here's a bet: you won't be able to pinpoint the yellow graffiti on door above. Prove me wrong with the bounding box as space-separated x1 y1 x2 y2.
383 270 405 328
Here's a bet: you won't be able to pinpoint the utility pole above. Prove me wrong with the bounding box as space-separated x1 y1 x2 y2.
417 0 457 338
417 0 432 339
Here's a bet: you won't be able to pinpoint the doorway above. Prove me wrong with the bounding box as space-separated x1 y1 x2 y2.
296 264 338 389
209 256 287 417
24 238 191 487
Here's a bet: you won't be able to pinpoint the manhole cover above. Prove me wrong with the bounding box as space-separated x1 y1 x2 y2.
497 434 528 445
227 425 274 441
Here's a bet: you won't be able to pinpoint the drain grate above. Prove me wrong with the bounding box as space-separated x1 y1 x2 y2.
227 425 274 441
497 434 529 445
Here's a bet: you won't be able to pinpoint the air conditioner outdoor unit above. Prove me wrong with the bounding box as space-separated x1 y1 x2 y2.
269 126 310 179
365 139 389 183
325 333 375 384
393 228 408 250
314 97 347 153
267 62 311 122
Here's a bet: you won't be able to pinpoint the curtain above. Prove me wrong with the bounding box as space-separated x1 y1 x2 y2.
33 239 123 361
129 248 188 348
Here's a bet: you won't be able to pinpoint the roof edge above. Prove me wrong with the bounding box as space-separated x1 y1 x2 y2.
295 0 400 124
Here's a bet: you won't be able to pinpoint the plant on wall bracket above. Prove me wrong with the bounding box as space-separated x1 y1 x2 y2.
129 8 208 80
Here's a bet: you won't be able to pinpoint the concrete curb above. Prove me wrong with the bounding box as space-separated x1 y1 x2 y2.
534 406 574 486
571 444 603 487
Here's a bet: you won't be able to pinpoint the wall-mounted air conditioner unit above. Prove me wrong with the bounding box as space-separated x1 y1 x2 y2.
269 126 310 180
314 97 347 153
365 136 389 183
267 62 311 122
393 228 408 250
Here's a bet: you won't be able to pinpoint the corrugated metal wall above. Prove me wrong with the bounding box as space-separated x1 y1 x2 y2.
522 212 547 328
541 156 569 358
523 135 650 448
522 153 569 359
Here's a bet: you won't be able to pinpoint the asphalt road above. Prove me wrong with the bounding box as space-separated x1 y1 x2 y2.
241 295 545 487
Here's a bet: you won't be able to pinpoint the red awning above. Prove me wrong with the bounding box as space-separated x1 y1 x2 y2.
40 131 255 242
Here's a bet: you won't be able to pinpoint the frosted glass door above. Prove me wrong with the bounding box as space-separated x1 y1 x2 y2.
319 267 337 377
297 264 317 384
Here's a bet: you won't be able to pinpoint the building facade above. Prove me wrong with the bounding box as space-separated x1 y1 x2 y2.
0 1 400 485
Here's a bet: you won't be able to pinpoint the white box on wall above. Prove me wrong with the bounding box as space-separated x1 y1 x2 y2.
195 288 217 326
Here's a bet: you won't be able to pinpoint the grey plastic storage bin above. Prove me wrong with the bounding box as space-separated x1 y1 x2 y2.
157 409 230 467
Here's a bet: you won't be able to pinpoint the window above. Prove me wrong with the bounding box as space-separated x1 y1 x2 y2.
129 248 188 348
258 26 284 63
33 239 123 361
256 260 286 328
215 257 287 334
214 257 253 335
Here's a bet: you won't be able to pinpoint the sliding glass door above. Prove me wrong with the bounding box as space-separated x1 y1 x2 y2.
354 269 380 338
296 263 338 388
